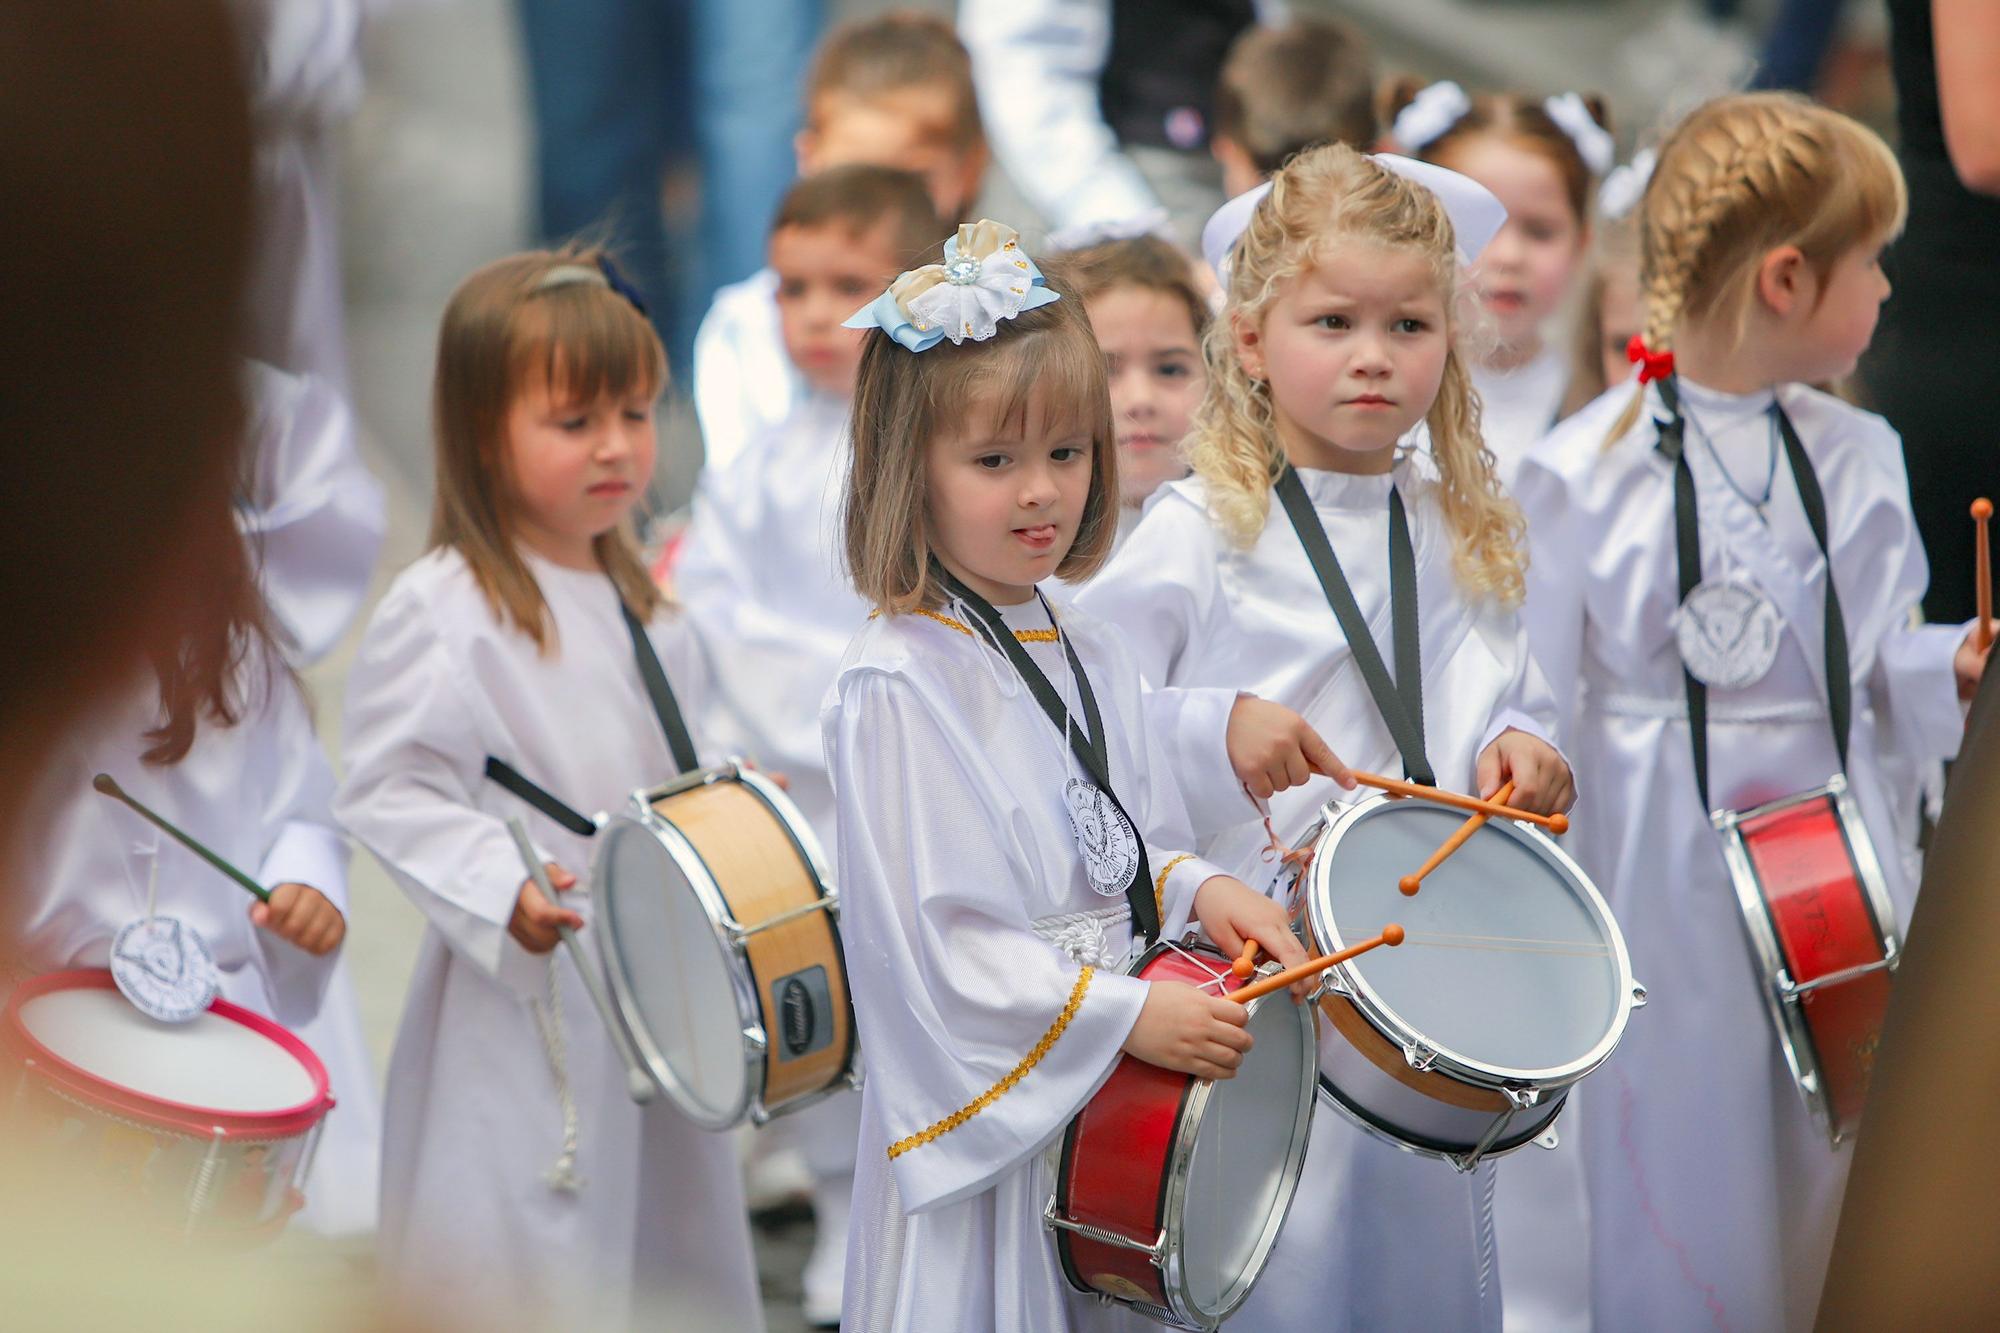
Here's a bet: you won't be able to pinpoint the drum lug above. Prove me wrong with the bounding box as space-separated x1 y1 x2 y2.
1533 1128 1560 1151
1503 1085 1542 1111
1403 1042 1438 1073
1042 1197 1166 1265
1631 981 1648 1009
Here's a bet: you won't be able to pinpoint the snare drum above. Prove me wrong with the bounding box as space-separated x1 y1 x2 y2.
1046 941 1315 1330
1297 794 1642 1170
3 969 333 1242
1713 774 1898 1145
591 763 857 1129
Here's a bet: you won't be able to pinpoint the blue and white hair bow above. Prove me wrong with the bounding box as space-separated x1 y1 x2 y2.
843 219 1061 353
1200 154 1509 280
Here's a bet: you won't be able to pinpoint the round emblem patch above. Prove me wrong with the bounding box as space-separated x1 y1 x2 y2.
1065 778 1141 898
1675 579 1782 689
110 915 219 1023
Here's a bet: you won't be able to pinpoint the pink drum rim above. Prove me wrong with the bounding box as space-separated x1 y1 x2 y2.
3 969 334 1140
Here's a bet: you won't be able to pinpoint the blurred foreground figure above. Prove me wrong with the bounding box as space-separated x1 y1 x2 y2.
1820 666 2000 1330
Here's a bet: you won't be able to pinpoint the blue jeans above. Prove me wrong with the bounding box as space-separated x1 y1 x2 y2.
516 0 820 377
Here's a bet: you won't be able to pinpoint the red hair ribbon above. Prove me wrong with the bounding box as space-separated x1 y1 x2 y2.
1626 335 1674 384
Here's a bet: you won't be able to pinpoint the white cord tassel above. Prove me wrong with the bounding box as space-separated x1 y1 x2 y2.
533 957 584 1194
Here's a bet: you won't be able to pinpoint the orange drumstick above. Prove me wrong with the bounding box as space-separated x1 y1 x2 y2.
1351 771 1569 835
1229 925 1406 1006
1399 780 1516 897
1232 940 1261 979
1975 498 1992 652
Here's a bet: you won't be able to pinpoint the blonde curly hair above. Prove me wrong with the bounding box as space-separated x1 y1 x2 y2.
1189 141 1524 606
1605 92 1905 444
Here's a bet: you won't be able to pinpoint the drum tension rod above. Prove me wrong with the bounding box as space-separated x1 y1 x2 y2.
1775 956 1895 999
726 894 839 941
1042 1198 1166 1264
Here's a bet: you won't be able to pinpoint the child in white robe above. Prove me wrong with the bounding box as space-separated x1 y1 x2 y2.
824 219 1320 1333
1081 144 1575 1333
1386 80 1614 482
336 248 761 1330
676 164 938 1328
6 493 368 1232
1516 93 1990 1333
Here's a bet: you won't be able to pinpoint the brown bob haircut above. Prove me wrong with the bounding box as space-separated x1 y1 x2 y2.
429 245 666 649
771 163 942 264
805 12 983 152
1064 233 1212 345
1215 17 1379 173
843 257 1118 613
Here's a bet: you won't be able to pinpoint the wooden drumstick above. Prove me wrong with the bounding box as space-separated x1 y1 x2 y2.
1229 925 1406 1005
1975 498 1992 652
505 817 657 1106
1400 781 1515 897
1232 940 1261 979
93 773 270 902
1350 771 1569 835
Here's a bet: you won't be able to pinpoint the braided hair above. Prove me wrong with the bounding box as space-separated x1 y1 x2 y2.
1604 92 1905 445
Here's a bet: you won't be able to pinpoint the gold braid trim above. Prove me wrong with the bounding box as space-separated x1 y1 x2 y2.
1154 852 1197 922
871 607 1061 643
886 966 1095 1160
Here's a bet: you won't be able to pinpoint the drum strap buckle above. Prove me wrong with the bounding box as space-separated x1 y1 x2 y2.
1042 1197 1166 1265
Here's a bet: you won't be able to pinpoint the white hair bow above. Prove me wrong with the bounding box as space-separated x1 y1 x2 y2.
1200 154 1508 280
1390 80 1472 154
1542 92 1616 178
843 219 1060 352
1597 147 1657 221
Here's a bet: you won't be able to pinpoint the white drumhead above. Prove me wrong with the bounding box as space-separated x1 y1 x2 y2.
1177 988 1313 1315
596 814 752 1122
1313 799 1627 1079
20 987 316 1113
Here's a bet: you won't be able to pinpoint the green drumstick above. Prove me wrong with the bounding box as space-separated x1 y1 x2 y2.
92 773 271 903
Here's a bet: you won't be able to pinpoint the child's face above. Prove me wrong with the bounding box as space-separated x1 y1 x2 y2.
504 373 656 567
1445 136 1588 353
1086 284 1202 507
924 384 1095 604
772 219 904 397
800 88 986 220
1783 241 1891 383
1235 242 1449 472
1597 259 1642 392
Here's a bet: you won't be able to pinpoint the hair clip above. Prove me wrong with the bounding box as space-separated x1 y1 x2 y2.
595 254 649 318
1390 81 1472 155
1200 154 1508 279
1542 93 1616 178
844 219 1061 353
1598 148 1657 221
1627 335 1674 383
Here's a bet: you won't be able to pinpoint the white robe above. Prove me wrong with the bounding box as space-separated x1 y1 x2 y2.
691 267 799 475
240 359 386 665
335 548 762 1330
1079 460 1565 1333
1471 344 1570 489
5 652 376 1234
822 596 1231 1333
1515 379 1965 1333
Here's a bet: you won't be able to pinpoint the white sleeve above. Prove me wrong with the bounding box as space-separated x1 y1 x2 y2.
239 361 387 664
825 671 1149 1211
335 583 549 999
1079 502 1253 836
248 669 351 1019
231 0 364 127
958 0 1160 230
1516 453 1589 752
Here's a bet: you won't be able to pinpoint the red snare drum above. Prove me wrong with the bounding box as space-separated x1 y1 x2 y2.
3 969 334 1242
1045 941 1315 1330
1714 775 1900 1145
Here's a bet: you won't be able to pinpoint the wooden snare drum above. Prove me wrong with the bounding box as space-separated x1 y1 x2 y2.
1296 794 1642 1170
1713 774 1899 1145
1046 941 1316 1330
591 763 857 1128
